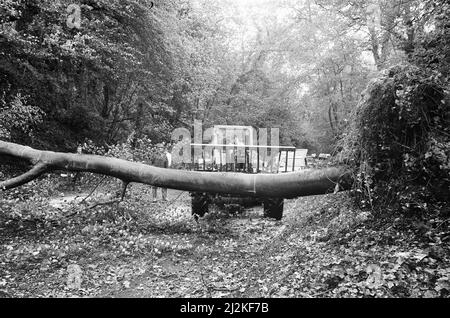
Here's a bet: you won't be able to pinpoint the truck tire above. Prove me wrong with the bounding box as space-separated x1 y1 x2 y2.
191 193 209 218
263 198 284 220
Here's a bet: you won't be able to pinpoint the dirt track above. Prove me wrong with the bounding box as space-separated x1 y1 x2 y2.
2 185 447 298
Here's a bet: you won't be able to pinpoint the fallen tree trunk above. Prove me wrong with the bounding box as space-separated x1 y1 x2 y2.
0 141 352 198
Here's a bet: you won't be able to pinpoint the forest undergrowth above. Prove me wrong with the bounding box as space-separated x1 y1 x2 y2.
0 176 449 298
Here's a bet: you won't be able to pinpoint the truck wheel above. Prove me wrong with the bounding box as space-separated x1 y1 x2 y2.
263 198 284 220
191 193 209 219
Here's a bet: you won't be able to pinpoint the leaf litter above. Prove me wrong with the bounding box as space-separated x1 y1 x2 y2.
0 183 449 298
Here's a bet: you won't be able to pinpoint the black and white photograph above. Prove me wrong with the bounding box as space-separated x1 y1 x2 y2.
0 0 449 302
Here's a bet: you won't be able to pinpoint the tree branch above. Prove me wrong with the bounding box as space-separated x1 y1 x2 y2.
0 162 48 191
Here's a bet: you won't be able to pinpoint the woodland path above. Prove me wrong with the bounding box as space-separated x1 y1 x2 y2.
1 185 447 298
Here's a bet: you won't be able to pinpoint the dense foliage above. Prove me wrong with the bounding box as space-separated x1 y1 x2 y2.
1 0 198 150
340 65 449 215
339 0 449 216
0 0 376 153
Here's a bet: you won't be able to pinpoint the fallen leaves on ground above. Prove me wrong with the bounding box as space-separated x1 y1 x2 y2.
0 182 449 298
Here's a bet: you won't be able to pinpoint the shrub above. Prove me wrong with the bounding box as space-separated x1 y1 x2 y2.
339 64 449 217
0 92 44 142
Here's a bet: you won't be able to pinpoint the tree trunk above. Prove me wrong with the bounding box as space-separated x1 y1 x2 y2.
0 141 352 199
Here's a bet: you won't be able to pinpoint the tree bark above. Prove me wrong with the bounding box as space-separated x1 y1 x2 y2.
0 141 352 199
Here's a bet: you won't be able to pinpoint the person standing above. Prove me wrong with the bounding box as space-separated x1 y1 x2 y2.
72 143 84 189
166 144 172 169
151 143 168 202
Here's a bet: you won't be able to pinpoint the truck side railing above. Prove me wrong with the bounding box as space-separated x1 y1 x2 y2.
188 143 299 174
